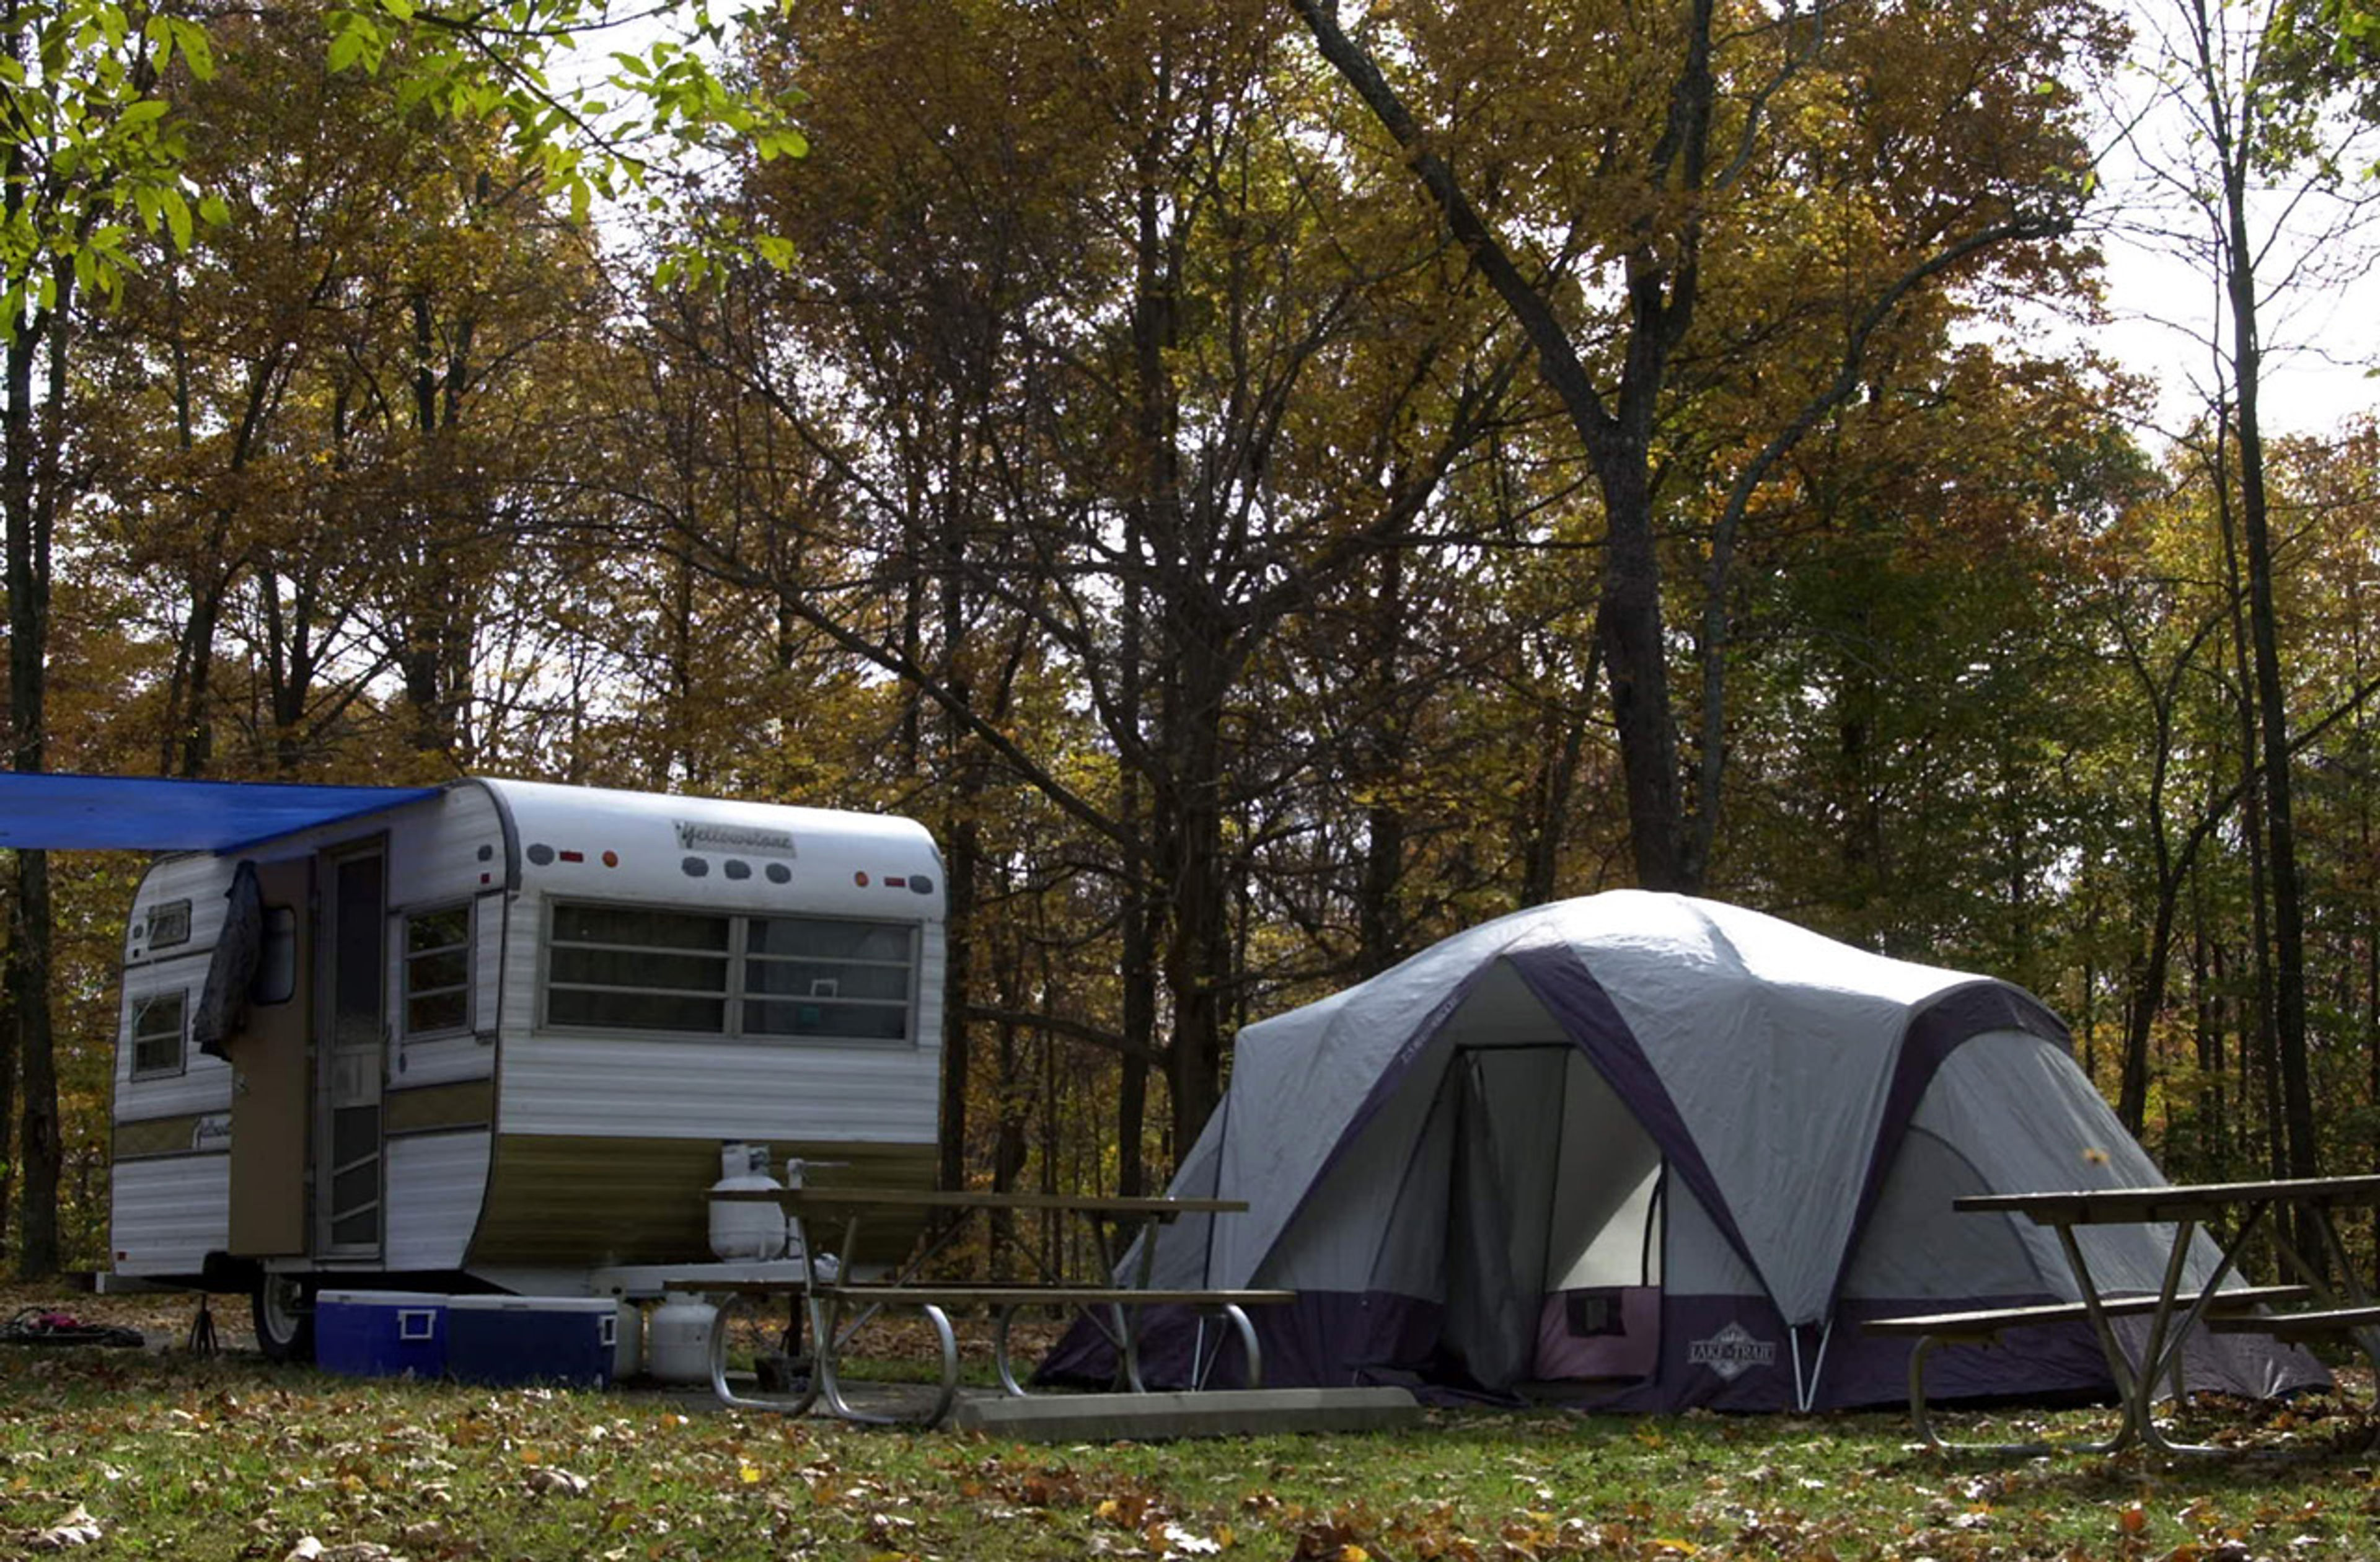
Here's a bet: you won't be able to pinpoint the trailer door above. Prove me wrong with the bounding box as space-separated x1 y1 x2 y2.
229 859 311 1256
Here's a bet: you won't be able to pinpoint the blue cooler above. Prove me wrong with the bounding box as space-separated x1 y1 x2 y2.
446 1295 619 1388
315 1290 448 1379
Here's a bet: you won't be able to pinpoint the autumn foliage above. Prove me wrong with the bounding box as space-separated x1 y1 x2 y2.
0 0 2376 1281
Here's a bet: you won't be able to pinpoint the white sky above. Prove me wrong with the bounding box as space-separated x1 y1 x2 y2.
2091 239 2378 440
2076 2 2380 444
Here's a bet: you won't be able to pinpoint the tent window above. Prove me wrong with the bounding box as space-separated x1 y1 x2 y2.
403 904 473 1038
131 991 188 1079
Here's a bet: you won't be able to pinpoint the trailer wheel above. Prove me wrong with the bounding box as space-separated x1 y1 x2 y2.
252 1273 314 1364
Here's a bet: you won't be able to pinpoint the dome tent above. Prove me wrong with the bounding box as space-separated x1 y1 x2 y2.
1047 892 2324 1410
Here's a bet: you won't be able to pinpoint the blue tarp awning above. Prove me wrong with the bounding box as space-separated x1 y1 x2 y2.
0 772 443 853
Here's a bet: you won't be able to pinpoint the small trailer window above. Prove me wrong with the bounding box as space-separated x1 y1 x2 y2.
131 992 188 1079
146 899 192 949
545 904 731 1032
403 905 473 1036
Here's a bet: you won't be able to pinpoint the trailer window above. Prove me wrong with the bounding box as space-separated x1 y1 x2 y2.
403 905 473 1036
744 917 915 1041
540 903 917 1043
131 991 188 1079
545 904 730 1032
147 899 192 950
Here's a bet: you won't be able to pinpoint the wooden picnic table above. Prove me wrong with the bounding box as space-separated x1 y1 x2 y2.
672 1185 1289 1426
1872 1174 2380 1457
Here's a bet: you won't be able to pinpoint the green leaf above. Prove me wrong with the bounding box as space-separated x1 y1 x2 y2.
162 187 193 252
172 19 214 79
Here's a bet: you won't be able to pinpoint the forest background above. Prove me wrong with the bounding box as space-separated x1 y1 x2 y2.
2 0 2378 1281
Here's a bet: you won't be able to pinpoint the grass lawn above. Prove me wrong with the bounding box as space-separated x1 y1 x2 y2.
3 1284 2377 1560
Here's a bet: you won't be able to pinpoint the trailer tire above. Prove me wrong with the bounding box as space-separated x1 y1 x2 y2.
252 1274 314 1364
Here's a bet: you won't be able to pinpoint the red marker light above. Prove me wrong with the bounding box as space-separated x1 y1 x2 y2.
559 850 585 863
885 876 907 888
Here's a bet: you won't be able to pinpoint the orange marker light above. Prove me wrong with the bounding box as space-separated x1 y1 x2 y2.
602 850 619 867
854 871 870 887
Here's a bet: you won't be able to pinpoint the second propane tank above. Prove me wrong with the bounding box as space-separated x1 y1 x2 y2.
707 1141 786 1262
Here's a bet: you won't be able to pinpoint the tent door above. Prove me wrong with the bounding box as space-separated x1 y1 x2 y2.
315 844 387 1258
228 859 312 1256
1439 1048 1566 1392
1533 1049 1664 1382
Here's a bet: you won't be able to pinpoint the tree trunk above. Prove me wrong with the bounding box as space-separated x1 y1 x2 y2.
4 252 68 1278
935 549 980 1195
1117 528 1153 1198
1357 546 1408 975
1159 616 1232 1152
1124 106 1235 1158
1289 0 1711 895
2119 889 2181 1136
938 806 980 1194
2221 153 2319 1196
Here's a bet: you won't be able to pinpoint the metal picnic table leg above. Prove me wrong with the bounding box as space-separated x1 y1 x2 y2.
2131 1202 2268 1457
2304 1201 2380 1394
799 1206 963 1427
1090 1213 1159 1394
994 1304 1029 1398
706 1292 822 1417
1901 1333 2067 1458
807 1209 894 1425
2131 1214 2210 1456
2053 1223 2144 1452
1114 1301 1149 1393
1188 1305 1264 1392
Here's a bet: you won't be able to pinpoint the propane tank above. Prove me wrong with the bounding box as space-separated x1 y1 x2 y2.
708 1141 786 1262
647 1295 716 1383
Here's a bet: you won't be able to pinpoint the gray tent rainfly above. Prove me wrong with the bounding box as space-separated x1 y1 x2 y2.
1044 892 2325 1411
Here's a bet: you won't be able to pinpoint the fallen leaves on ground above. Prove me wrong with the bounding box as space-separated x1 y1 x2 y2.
27 1503 103 1550
524 1465 593 1497
6 1301 2380 1562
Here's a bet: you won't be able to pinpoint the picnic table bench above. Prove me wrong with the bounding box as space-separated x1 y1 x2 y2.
2209 1304 2380 1341
671 1185 1290 1424
1864 1286 2310 1454
1866 1173 2380 1456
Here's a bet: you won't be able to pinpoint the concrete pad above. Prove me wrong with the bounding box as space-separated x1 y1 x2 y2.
951 1387 1421 1443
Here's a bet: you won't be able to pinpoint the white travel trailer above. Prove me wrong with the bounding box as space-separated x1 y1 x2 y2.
105 777 946 1359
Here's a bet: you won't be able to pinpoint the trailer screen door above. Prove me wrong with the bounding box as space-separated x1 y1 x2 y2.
319 848 386 1255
